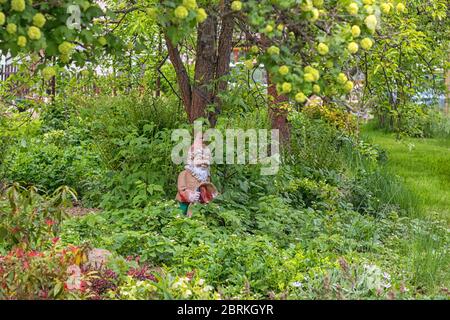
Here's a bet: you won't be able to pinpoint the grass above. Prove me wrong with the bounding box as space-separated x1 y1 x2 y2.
362 123 450 294
362 124 450 224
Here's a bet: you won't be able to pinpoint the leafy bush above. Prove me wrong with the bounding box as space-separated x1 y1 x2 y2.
0 244 93 300
374 102 449 138
0 183 77 252
0 110 41 170
302 103 357 134
0 134 103 200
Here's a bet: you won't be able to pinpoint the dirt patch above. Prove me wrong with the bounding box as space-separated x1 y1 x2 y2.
65 207 101 217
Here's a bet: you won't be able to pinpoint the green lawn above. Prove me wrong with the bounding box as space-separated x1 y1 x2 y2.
362 126 450 224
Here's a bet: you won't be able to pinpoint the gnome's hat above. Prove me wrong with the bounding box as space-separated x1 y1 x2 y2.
187 132 212 167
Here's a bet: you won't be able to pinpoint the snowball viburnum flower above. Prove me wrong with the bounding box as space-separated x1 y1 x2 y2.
281 82 292 93
317 43 329 55
98 36 107 46
196 8 207 23
344 81 354 92
364 5 374 14
313 84 321 94
58 41 74 55
6 23 17 34
17 36 27 47
351 25 361 37
33 13 46 28
380 3 392 14
42 66 56 81
346 3 359 15
11 0 26 12
182 0 197 10
295 92 307 103
396 3 406 13
364 15 378 33
278 65 289 76
27 26 42 40
175 5 189 19
300 0 313 11
348 42 359 54
305 66 320 81
309 8 320 22
304 73 315 82
231 1 242 12
360 37 373 50
0 12 5 26
244 59 254 70
267 46 280 56
264 25 274 33
337 73 348 84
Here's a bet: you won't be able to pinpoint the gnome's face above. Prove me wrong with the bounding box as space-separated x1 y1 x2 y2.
192 148 211 169
186 144 212 182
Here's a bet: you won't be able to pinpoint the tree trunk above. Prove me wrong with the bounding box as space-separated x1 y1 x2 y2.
267 77 290 145
211 0 235 126
190 15 218 123
164 2 235 125
164 34 193 117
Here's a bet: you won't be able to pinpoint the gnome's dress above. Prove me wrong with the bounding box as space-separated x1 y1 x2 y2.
176 169 217 215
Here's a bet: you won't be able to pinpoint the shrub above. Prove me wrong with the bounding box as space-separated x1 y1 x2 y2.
374 102 449 138
0 183 77 251
302 103 358 134
0 244 91 300
0 135 103 200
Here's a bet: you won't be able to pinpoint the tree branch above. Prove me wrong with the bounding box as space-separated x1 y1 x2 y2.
164 34 193 115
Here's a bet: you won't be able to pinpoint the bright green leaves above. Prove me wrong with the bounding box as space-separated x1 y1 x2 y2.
363 0 447 124
0 0 115 66
237 0 396 103
152 0 209 45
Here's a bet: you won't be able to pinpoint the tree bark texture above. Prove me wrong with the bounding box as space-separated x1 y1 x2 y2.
164 0 234 124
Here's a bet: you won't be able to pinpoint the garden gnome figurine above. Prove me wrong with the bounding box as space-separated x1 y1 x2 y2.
176 133 218 217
